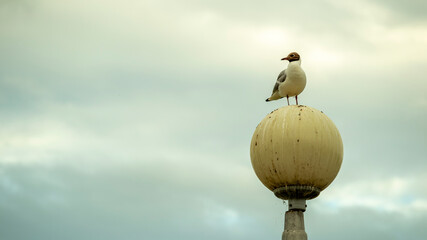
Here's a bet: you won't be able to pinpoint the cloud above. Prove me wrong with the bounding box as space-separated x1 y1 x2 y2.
1 161 427 240
370 0 427 22
320 176 427 215
1 0 427 239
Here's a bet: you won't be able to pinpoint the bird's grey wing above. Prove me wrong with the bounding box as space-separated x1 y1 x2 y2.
272 69 287 93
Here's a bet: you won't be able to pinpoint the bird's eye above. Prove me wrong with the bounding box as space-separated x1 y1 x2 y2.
290 54 295 57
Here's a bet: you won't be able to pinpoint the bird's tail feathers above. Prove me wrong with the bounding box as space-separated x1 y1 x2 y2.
266 92 282 102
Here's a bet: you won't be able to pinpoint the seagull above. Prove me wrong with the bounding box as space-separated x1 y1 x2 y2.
266 52 306 105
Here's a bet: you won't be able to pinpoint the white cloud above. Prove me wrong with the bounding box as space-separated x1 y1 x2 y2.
1 0 427 239
319 176 427 217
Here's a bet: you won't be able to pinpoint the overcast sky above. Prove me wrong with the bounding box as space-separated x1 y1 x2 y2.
1 0 427 239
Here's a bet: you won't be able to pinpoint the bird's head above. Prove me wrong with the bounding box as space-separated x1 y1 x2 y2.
281 52 300 62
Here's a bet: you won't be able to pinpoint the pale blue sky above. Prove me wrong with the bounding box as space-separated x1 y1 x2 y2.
1 0 427 239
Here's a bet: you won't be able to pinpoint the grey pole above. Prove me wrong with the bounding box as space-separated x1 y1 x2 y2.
282 199 307 240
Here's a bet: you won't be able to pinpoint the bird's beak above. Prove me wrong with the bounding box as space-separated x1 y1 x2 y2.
281 57 289 61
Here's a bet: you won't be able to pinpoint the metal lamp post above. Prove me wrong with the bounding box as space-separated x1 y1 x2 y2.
250 105 343 240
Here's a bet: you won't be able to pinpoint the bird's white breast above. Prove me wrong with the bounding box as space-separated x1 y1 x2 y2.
279 61 306 97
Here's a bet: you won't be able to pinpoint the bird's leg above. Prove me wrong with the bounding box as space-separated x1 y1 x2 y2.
295 95 298 105
286 95 290 106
